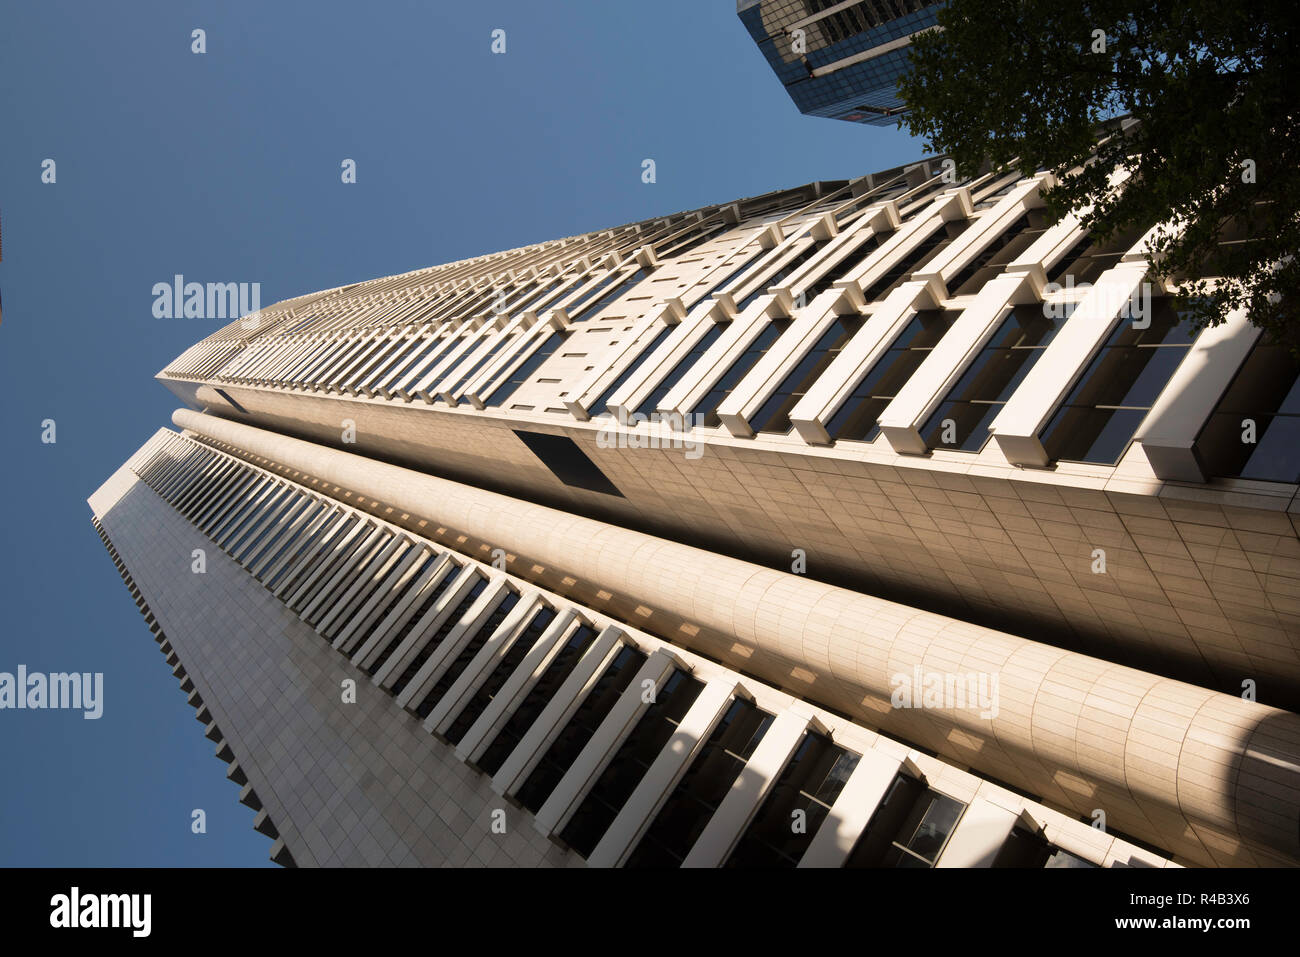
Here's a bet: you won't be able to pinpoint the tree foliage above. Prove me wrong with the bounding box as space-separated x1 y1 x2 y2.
899 0 1298 348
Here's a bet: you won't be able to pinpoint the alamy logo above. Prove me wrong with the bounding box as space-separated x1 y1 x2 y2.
890 666 999 720
0 665 103 719
596 409 706 460
152 274 261 319
49 887 151 937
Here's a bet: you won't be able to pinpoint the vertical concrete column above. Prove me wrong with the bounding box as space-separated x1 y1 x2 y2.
371 564 482 688
788 275 946 445
798 749 905 867
657 292 794 421
716 285 865 438
935 797 1032 868
491 625 626 797
456 610 581 763
584 300 717 420
532 649 679 837
839 187 972 290
909 175 1050 290
348 554 455 668
587 678 741 867
1134 306 1258 481
681 707 819 867
392 578 515 707
412 315 506 401
331 545 430 653
876 267 1044 454
987 258 1151 466
423 593 548 733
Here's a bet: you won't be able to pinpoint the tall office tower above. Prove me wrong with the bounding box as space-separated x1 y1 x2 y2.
738 0 944 125
92 157 1300 868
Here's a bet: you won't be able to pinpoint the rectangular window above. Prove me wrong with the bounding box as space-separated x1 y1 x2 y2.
845 773 966 868
947 210 1049 297
750 316 863 434
591 323 676 416
389 576 488 695
1194 338 1300 483
859 220 965 304
1046 224 1146 287
514 646 646 814
625 697 773 868
921 302 1075 452
443 606 559 744
827 308 962 442
411 589 522 719
362 561 461 675
633 322 726 417
691 319 792 427
570 269 648 321
475 624 600 776
724 732 860 868
734 241 827 312
1041 297 1198 465
557 669 704 857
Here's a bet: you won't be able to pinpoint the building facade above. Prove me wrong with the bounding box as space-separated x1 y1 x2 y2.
738 0 944 125
93 157 1300 868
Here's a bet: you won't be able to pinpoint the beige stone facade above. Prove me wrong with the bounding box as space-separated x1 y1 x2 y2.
94 158 1300 867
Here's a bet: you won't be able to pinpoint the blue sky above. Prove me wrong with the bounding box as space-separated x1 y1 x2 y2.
0 0 924 865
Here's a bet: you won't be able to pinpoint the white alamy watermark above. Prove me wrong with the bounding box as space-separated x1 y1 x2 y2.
596 410 705 460
0 665 103 719
1043 276 1153 327
890 666 999 720
50 888 150 937
152 274 261 320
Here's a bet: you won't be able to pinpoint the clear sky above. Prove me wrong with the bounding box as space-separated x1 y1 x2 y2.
0 0 925 865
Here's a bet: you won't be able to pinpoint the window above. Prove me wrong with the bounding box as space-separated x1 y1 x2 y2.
625 698 773 868
633 322 726 417
1041 298 1198 465
750 317 863 434
412 589 522 719
475 624 600 775
725 732 860 868
362 563 461 676
734 241 827 312
921 303 1075 452
691 319 792 428
845 774 965 868
570 268 647 320
798 233 883 301
947 210 1050 297
590 324 676 416
992 825 1054 867
1193 338 1300 483
444 333 519 400
1046 224 1146 287
859 220 965 304
484 331 569 407
389 576 487 695
660 223 727 260
1044 847 1098 868
558 670 704 857
515 646 646 814
827 308 962 442
443 606 559 744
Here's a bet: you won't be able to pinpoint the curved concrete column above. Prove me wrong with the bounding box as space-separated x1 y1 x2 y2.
171 407 1300 866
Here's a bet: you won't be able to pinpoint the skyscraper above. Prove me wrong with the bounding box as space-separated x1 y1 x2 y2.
738 0 944 125
92 157 1300 868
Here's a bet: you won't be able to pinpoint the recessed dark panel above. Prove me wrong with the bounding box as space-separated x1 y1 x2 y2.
513 430 623 498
